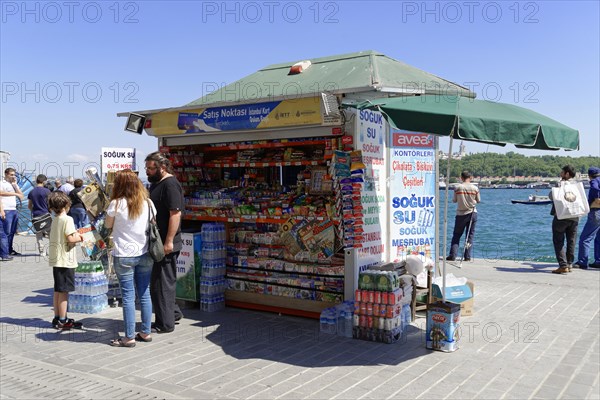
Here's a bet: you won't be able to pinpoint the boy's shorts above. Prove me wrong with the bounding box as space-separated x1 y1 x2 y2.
53 267 75 292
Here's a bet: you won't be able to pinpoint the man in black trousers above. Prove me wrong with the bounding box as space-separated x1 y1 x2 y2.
145 152 184 333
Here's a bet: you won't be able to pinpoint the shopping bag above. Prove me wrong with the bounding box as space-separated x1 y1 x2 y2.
551 181 590 220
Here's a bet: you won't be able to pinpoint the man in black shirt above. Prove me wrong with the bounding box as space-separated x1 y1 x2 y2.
145 152 185 333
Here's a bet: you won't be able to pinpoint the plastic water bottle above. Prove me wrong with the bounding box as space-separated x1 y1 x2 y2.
320 309 330 333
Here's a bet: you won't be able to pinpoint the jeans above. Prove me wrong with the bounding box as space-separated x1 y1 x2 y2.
70 207 89 229
449 212 478 259
576 208 600 267
0 210 18 257
113 253 153 339
552 217 579 267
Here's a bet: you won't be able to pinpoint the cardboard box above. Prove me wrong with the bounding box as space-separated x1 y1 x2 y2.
432 281 474 317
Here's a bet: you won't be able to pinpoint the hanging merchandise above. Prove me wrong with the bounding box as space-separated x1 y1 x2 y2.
165 136 347 308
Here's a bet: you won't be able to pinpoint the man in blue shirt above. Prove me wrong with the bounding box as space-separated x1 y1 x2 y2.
28 174 52 255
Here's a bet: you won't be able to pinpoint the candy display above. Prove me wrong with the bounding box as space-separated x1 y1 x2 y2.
164 138 346 305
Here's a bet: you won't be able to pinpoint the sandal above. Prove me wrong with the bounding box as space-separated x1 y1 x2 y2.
135 333 152 342
110 338 136 348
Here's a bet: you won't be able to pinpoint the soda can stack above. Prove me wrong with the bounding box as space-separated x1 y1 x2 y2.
352 270 406 343
69 261 108 314
199 223 226 312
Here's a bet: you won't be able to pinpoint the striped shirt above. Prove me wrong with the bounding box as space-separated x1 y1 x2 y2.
453 182 480 216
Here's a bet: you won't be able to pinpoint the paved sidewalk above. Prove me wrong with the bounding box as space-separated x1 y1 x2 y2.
1 235 599 399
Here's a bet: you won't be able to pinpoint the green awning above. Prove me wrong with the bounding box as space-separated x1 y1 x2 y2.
350 95 579 151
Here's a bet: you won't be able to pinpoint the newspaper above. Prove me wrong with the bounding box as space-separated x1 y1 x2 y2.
77 182 109 219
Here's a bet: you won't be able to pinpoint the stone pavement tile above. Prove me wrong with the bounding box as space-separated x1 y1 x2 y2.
562 381 594 399
383 381 428 399
502 385 537 400
143 370 175 382
542 372 572 388
302 387 342 399
584 361 600 373
285 369 325 385
62 362 101 373
277 386 314 399
572 373 598 387
371 377 433 399
227 383 270 398
445 389 479 399
249 382 303 399
176 387 234 400
209 373 271 395
533 384 564 399
146 380 186 395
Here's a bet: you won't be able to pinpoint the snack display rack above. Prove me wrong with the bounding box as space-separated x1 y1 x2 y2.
162 135 349 316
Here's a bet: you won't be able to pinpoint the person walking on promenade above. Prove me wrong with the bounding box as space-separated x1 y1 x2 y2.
69 179 89 228
47 191 84 330
28 174 52 255
0 167 24 259
573 167 600 270
447 170 480 262
145 152 184 334
105 170 155 347
550 165 580 274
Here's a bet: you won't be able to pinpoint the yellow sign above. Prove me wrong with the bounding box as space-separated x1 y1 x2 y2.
146 97 323 136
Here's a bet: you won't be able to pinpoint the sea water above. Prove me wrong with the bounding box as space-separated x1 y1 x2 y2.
440 188 587 262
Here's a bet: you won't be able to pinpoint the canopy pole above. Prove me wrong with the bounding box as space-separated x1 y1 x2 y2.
442 130 455 303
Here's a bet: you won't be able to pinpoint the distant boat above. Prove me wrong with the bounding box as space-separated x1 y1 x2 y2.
511 194 552 205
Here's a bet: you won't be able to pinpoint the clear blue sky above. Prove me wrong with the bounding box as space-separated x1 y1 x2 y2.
1 1 598 178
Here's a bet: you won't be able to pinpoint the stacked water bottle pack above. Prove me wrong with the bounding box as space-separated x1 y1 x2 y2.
319 300 354 338
199 223 226 312
69 261 108 314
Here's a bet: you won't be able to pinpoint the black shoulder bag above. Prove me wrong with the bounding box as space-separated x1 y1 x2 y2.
146 200 165 262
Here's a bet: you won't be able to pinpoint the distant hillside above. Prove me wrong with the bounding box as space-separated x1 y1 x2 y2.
443 152 600 181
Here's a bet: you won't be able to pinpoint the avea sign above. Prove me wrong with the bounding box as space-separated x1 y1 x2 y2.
392 132 434 148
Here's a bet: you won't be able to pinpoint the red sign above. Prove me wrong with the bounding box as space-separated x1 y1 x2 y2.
392 133 434 148
432 313 447 323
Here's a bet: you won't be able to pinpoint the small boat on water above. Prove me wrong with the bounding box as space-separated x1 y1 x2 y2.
511 194 552 205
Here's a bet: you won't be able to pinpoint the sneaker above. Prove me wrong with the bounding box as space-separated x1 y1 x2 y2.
9 250 21 256
572 263 587 270
55 318 83 330
552 266 570 275
51 317 59 328
0 256 14 261
463 258 471 262
589 263 600 269
56 319 74 331
446 256 456 261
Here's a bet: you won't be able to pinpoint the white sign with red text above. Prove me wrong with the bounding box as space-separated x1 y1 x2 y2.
101 147 136 175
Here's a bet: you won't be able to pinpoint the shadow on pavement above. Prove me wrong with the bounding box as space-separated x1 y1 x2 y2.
21 288 54 307
0 316 123 344
183 307 428 367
